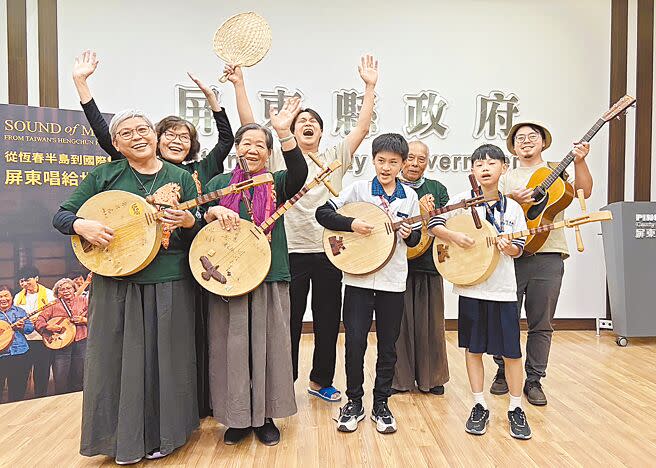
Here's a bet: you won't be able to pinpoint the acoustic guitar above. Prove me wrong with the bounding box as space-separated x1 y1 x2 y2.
190 161 342 297
520 95 635 254
323 195 490 275
71 174 273 277
0 274 91 352
43 273 92 350
433 210 613 286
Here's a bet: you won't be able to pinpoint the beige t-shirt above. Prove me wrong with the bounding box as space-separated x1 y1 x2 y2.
499 161 573 257
268 141 352 253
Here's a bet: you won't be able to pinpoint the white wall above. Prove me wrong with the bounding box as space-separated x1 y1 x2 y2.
49 0 615 318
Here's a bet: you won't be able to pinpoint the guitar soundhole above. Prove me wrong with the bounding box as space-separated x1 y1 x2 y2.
526 193 549 221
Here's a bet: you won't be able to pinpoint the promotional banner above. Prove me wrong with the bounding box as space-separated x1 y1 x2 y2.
0 103 110 403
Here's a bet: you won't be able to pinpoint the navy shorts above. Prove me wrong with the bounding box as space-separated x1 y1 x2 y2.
458 296 521 358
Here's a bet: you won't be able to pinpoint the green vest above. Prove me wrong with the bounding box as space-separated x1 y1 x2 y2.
407 178 449 275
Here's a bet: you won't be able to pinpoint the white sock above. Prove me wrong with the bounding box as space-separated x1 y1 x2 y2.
473 391 488 410
509 394 522 411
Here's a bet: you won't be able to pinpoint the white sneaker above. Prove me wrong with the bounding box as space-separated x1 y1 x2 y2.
115 457 143 465
371 401 397 433
336 400 365 432
145 450 169 460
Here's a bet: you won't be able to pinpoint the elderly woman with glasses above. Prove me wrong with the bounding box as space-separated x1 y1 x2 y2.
34 277 88 395
52 110 200 465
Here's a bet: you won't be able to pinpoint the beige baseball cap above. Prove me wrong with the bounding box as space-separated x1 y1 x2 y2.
506 121 552 155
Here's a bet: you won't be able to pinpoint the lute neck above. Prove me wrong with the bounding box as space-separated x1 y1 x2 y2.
390 199 469 230
487 220 567 245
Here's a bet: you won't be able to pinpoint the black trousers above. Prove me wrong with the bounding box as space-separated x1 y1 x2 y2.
28 340 52 398
343 286 404 405
289 253 343 388
494 253 564 383
0 352 30 402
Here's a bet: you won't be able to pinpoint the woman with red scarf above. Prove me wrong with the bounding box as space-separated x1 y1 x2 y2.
203 97 307 447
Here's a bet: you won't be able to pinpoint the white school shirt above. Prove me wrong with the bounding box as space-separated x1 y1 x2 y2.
268 141 352 253
327 178 421 293
427 190 527 302
14 288 55 340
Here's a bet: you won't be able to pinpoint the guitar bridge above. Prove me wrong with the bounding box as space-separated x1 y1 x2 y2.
328 236 345 256
199 256 227 284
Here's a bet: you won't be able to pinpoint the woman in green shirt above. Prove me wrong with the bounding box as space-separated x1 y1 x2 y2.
53 110 200 465
203 97 307 447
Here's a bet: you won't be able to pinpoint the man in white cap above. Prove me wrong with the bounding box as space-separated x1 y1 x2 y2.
490 122 592 406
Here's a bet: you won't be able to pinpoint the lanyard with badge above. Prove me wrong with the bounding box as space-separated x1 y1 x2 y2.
483 191 505 233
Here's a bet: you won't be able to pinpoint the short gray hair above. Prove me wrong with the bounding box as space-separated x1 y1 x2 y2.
109 109 155 139
53 278 75 296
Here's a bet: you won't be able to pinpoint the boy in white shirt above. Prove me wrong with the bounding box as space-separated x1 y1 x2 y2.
316 133 420 434
428 144 532 440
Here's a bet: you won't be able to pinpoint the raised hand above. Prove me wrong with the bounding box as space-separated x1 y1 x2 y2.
73 50 99 81
188 72 220 110
358 54 379 88
223 64 244 86
270 96 302 134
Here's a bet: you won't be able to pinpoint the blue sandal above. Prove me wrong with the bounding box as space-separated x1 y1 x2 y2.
308 386 342 402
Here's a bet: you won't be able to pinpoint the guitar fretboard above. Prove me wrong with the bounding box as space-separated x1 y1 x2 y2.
538 118 605 192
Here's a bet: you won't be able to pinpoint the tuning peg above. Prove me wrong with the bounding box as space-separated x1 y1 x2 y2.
576 188 587 213
574 188 586 252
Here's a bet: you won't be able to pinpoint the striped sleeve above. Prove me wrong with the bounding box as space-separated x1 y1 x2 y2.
427 192 463 232
508 198 528 254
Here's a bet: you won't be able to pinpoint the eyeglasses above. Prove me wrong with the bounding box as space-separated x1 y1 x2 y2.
514 133 540 144
116 125 152 141
162 130 191 144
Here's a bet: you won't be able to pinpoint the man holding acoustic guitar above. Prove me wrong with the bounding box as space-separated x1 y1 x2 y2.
491 122 592 406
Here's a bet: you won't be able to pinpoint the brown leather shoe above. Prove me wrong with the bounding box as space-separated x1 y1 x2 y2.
524 381 547 406
490 373 509 395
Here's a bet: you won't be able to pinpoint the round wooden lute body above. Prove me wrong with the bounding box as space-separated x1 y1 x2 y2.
407 204 431 260
0 321 14 353
43 317 76 350
71 191 163 277
190 219 272 297
433 213 500 286
322 202 397 275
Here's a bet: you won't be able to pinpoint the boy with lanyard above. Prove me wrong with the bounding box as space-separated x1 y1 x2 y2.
316 133 421 434
393 140 450 395
427 144 531 440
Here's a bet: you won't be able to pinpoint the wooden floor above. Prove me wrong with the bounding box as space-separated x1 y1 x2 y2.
1 331 656 467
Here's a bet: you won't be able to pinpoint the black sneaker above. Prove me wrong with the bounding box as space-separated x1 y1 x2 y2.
371 401 397 433
253 419 280 446
336 400 365 432
524 381 547 406
465 403 490 435
490 371 509 395
508 407 532 439
224 426 252 445
429 385 445 395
